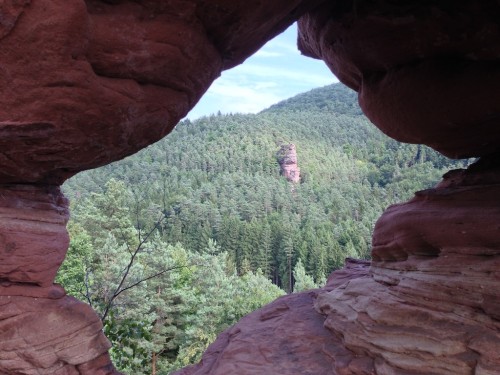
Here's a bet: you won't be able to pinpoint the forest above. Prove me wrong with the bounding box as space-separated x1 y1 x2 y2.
60 83 471 374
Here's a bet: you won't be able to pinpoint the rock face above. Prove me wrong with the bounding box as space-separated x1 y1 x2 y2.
277 143 301 183
0 185 69 288
295 1 500 373
298 0 500 159
0 295 114 375
0 0 322 185
0 185 118 374
172 259 371 375
0 0 324 373
315 159 500 374
1 0 500 373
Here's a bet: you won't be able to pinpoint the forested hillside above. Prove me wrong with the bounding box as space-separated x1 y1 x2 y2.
61 83 470 373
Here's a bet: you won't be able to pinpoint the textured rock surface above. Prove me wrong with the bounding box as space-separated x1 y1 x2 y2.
0 185 121 374
0 294 116 375
172 259 371 375
0 1 324 373
1 0 500 374
0 0 321 184
298 0 500 158
0 185 69 287
316 159 500 375
277 143 301 183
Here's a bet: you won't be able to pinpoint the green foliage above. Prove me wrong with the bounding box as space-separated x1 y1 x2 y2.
59 183 284 374
56 222 93 299
293 258 319 292
104 311 153 371
60 83 472 372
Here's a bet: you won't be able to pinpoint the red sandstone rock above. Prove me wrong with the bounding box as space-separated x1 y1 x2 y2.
324 257 371 290
298 0 500 158
173 258 370 375
0 295 118 375
277 143 301 183
0 0 321 184
316 161 500 375
0 2 323 372
2 0 500 374
0 183 122 374
0 185 69 287
77 353 123 375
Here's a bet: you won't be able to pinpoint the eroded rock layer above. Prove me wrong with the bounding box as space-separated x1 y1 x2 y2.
173 259 371 375
0 185 69 288
0 294 116 375
0 185 121 374
317 159 500 374
1 0 500 373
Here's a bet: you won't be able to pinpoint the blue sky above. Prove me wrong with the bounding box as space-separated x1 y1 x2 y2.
186 23 338 120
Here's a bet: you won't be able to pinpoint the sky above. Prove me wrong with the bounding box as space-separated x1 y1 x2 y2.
186 23 338 120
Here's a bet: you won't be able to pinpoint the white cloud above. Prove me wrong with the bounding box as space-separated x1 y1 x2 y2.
186 23 338 120
254 81 278 90
189 79 281 117
253 50 283 58
230 63 333 87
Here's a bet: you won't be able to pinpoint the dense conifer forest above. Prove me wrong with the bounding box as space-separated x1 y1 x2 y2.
60 83 470 373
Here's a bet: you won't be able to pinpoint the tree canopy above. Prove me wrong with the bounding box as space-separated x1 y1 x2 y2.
60 83 471 373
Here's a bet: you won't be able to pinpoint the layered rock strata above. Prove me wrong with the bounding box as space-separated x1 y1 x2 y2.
0 0 323 373
0 185 69 288
0 295 115 375
173 259 371 375
294 1 500 373
1 0 499 373
0 185 118 374
317 159 500 374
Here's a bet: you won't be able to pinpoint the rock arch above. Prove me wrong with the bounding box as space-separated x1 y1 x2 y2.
0 1 498 373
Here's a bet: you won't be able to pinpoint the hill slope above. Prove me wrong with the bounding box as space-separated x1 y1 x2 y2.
61 83 471 372
64 83 469 288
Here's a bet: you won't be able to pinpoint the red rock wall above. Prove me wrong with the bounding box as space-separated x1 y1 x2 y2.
317 160 500 374
0 0 322 185
1 0 499 373
0 1 323 373
298 0 500 159
0 185 117 374
172 259 372 375
294 1 500 373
